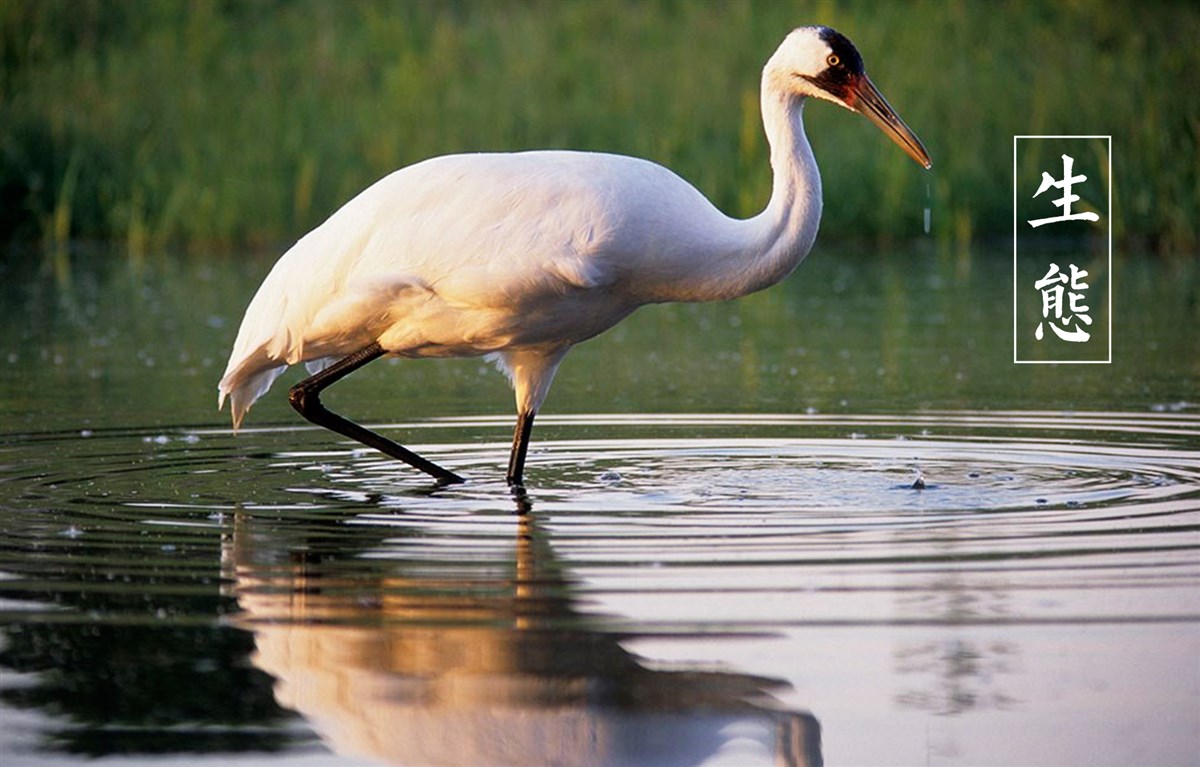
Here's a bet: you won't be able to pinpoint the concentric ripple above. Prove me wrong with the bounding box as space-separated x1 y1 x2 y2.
2 411 1197 630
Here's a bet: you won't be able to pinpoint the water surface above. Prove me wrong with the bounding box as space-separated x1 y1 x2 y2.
1 246 1197 766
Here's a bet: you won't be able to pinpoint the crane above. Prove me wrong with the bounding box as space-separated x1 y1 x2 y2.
218 25 932 488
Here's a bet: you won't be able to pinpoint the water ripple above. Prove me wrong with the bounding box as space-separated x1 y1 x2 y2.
3 411 1196 629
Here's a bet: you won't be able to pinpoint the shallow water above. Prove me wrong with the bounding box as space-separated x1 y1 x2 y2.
1 247 1198 766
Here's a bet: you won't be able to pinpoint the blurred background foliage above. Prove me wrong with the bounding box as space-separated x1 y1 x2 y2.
1 0 1197 260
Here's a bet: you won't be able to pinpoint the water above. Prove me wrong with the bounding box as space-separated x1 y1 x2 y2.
1 246 1198 766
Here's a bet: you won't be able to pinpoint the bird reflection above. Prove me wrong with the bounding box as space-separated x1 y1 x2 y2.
222 502 821 767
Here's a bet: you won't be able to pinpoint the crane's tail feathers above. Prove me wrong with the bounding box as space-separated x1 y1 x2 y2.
217 362 288 432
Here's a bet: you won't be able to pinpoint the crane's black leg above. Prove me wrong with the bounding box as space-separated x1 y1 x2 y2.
506 410 536 488
288 342 464 485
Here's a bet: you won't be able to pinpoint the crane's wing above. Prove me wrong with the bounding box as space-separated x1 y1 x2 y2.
218 150 715 428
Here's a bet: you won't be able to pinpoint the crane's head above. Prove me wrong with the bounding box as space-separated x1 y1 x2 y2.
768 26 932 169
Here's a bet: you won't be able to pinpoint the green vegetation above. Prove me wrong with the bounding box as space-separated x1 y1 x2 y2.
2 0 1197 258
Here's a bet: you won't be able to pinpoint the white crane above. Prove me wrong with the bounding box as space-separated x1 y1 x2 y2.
218 25 931 488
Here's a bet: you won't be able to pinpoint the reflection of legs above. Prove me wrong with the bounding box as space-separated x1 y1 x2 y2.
287 342 464 485
506 410 535 488
776 712 823 767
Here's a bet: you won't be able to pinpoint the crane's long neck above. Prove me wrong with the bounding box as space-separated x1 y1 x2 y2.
666 83 822 304
749 86 823 287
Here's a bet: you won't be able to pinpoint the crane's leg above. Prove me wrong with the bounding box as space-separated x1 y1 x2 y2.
506 410 536 487
288 342 464 485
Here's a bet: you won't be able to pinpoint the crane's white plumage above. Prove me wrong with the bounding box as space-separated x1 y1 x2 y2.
218 26 930 484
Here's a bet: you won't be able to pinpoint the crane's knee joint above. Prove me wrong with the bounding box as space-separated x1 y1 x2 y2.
288 383 319 416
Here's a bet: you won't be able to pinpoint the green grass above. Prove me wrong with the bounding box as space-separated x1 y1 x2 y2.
2 0 1197 258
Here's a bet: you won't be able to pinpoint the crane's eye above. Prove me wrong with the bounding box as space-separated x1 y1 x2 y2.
826 54 840 68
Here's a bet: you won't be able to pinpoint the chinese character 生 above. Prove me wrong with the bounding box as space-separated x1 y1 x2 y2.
1028 154 1100 228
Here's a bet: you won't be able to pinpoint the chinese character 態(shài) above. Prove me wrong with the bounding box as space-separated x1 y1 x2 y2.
1034 263 1091 342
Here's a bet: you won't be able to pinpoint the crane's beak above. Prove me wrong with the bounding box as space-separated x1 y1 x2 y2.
850 74 932 169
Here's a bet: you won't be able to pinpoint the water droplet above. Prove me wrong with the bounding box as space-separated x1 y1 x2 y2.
923 179 933 234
